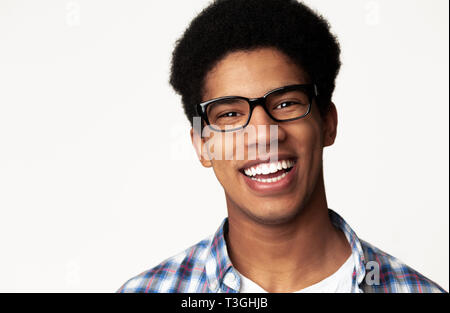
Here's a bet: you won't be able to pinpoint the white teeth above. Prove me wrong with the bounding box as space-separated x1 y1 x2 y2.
269 163 278 173
243 159 295 177
251 171 288 183
261 164 270 175
277 162 282 170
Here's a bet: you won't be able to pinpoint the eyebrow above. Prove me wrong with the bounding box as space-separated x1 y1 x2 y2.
208 82 306 101
210 97 245 105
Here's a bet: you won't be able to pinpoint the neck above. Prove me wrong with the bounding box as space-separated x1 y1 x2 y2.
225 172 351 292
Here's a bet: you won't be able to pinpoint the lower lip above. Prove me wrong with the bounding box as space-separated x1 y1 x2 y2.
240 162 298 194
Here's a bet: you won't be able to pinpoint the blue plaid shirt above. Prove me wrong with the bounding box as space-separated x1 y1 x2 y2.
118 209 446 293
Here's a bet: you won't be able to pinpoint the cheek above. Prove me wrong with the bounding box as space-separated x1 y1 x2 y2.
210 160 237 191
288 119 323 163
203 132 236 161
205 136 234 184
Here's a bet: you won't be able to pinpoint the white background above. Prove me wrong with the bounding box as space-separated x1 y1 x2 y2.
0 0 448 292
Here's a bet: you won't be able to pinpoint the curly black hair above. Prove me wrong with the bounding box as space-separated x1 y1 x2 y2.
169 0 341 126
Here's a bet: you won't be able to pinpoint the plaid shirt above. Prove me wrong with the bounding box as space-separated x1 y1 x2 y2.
118 209 446 293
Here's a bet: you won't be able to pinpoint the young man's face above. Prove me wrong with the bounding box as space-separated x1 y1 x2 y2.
192 48 337 225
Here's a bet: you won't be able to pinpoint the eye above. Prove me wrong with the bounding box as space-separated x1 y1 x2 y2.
218 111 242 118
275 101 296 109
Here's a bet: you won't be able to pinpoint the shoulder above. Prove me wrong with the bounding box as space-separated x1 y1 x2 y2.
117 236 212 293
359 239 447 293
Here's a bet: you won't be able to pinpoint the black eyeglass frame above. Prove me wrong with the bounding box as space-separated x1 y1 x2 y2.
196 84 319 132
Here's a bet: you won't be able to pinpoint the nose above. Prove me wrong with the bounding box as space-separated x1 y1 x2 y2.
246 105 287 149
249 105 273 127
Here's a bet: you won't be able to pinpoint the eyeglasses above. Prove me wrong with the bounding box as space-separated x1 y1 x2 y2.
197 84 318 132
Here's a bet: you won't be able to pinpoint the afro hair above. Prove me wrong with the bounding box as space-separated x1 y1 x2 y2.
169 0 341 125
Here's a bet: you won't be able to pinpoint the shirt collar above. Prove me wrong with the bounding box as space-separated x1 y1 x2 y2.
328 209 366 286
205 218 235 292
204 209 367 292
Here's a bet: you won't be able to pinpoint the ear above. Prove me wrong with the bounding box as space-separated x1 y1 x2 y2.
322 102 338 147
190 127 213 168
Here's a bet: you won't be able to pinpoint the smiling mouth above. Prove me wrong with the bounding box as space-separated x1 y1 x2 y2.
240 159 296 183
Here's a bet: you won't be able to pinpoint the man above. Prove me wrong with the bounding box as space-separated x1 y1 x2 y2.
118 0 446 293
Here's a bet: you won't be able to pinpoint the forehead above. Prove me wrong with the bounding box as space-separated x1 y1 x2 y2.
203 48 310 101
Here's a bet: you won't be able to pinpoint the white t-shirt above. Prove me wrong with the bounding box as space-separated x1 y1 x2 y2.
236 254 355 293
